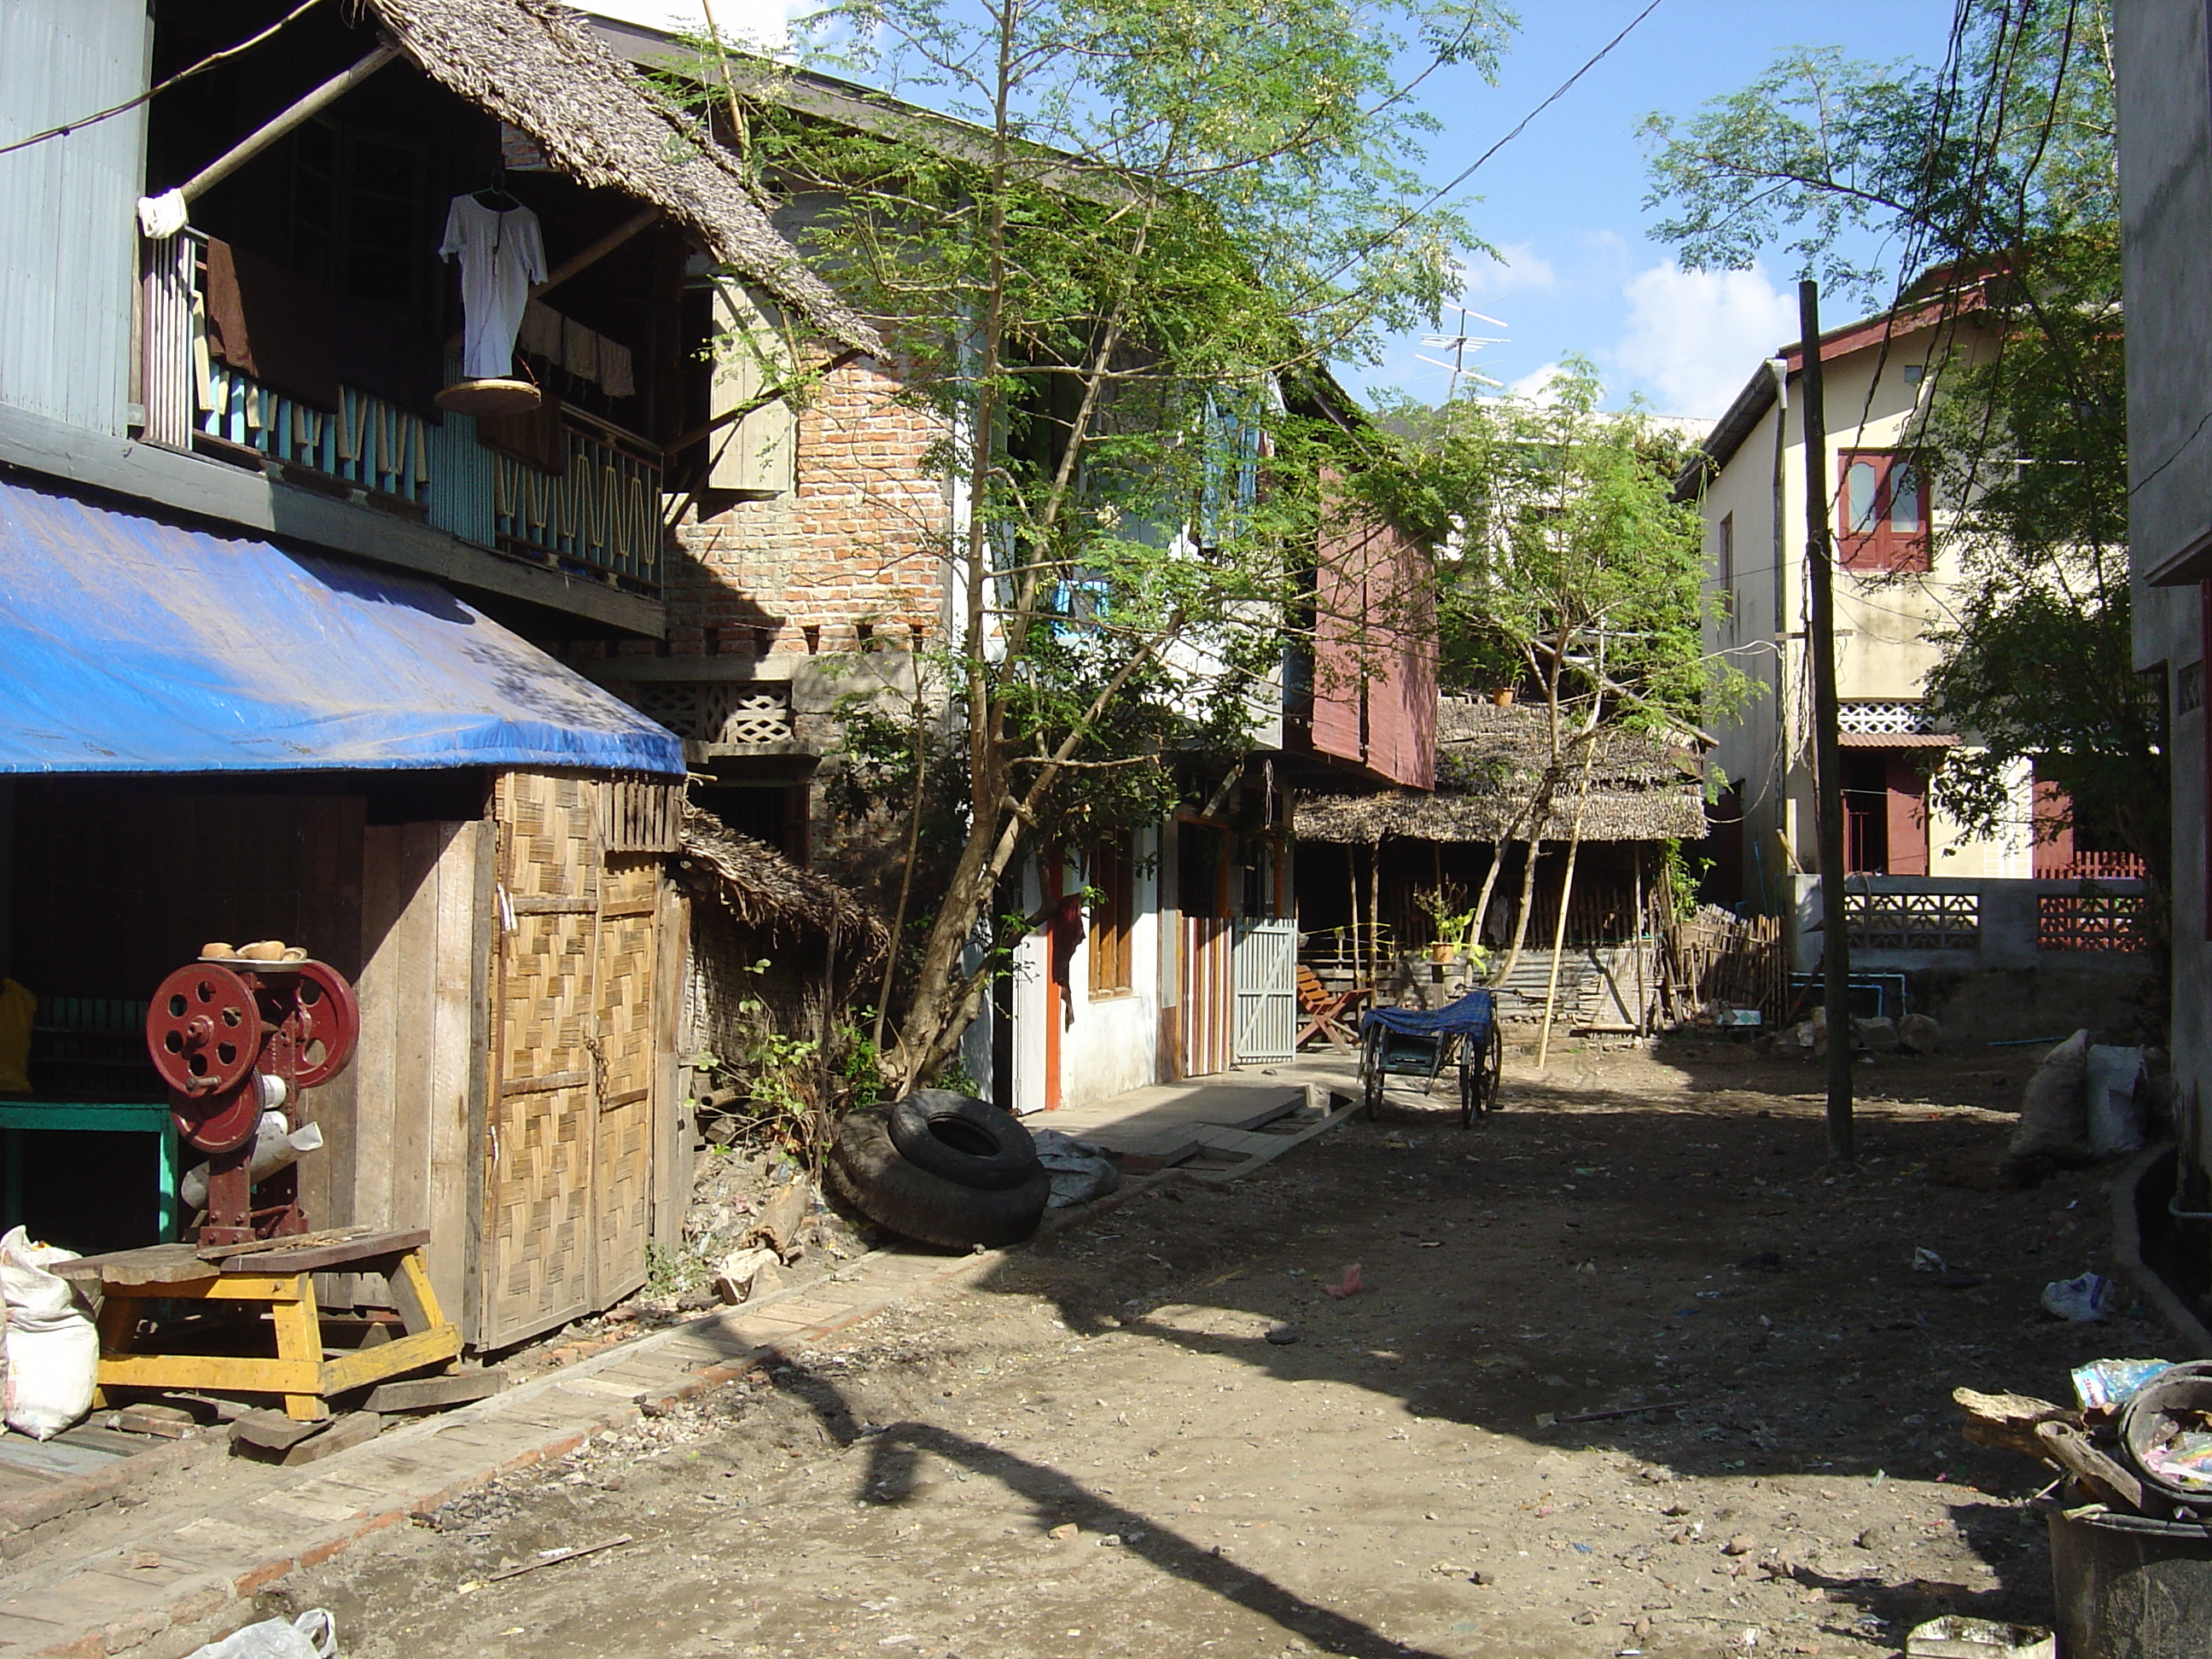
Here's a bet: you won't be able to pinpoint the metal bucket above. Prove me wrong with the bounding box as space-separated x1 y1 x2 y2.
2044 1500 2212 1656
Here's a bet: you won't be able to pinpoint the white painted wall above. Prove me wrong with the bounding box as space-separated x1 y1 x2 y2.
1696 322 2023 897
1007 829 1167 1115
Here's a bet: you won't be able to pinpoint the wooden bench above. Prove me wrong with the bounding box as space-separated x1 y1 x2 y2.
60 1228 462 1422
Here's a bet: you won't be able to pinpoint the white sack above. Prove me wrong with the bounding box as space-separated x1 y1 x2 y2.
0 1225 96 1441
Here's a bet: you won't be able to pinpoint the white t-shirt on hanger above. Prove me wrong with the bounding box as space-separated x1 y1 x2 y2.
439 195 548 381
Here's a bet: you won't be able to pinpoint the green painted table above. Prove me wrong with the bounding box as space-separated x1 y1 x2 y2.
0 1103 179 1243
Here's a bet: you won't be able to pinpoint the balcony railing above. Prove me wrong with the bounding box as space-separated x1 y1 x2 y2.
139 231 661 597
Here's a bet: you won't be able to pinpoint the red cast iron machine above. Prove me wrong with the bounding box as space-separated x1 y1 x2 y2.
143 958 360 1247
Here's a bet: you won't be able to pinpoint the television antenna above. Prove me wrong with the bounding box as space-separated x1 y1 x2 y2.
1417 307 1510 399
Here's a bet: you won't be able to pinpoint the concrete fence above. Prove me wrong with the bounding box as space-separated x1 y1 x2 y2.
1790 873 2151 974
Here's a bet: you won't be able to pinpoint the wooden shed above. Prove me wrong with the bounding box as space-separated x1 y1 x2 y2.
0 479 695 1351
345 771 689 1348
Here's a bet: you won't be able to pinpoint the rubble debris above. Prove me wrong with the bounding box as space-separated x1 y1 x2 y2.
485 1533 632 1582
363 1368 508 1414
1899 1013 1943 1055
752 1179 812 1258
112 1403 198 1439
713 1246 782 1304
1902 1615 2052 1658
1952 1388 2081 1460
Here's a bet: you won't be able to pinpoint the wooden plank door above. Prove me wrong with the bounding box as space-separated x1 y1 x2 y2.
480 772 602 1348
590 854 660 1307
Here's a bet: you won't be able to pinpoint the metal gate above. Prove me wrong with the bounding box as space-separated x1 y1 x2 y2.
1232 918 1299 1064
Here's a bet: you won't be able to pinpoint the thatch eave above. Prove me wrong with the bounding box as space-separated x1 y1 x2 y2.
370 0 882 353
1295 786 1707 847
677 807 888 961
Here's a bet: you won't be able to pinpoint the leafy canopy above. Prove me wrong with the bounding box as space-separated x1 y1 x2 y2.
678 0 1516 1086
1642 1 2151 868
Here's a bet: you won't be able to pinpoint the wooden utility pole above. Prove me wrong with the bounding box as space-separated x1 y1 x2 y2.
1798 279 1854 1164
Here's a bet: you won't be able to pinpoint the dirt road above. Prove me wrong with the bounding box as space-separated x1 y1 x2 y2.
283 1039 2150 1657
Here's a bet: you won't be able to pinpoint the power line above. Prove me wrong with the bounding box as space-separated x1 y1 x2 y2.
1414 0 1670 216
0 0 328 161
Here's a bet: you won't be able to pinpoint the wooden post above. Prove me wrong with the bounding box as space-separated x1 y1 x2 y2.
1799 279 1855 1164
1367 837 1383 994
1536 723 1601 1068
1632 844 1648 1038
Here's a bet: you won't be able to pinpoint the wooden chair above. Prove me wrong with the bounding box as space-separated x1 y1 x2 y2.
1296 963 1372 1052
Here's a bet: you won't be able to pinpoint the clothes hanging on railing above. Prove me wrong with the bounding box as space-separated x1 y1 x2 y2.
515 300 637 399
201 239 341 411
439 195 546 380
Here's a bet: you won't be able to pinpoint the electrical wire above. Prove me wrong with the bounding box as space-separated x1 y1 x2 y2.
0 0 328 160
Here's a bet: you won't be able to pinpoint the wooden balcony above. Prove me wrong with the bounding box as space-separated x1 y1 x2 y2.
140 231 661 597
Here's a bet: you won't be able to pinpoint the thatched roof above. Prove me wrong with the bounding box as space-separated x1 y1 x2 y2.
370 0 880 352
1297 698 1707 845
676 806 888 960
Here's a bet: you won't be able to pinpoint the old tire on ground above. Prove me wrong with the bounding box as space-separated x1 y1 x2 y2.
884 1089 1041 1191
830 1104 1051 1249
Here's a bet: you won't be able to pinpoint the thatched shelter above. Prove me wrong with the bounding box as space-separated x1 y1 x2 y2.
372 0 880 352
1295 698 1707 846
674 806 886 1069
677 806 887 957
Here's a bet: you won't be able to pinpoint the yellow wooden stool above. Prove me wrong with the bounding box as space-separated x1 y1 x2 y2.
64 1228 461 1422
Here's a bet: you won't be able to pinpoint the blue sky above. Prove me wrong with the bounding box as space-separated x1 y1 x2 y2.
1361 0 1959 418
594 0 1957 421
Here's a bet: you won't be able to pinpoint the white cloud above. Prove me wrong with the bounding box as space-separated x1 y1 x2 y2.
1614 261 1797 419
1506 362 1565 403
1456 242 1557 304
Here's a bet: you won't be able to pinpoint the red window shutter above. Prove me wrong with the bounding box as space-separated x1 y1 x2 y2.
1837 451 1930 573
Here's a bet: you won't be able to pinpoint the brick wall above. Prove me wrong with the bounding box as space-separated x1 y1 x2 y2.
660 354 952 658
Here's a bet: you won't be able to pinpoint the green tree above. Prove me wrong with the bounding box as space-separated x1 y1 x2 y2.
1365 362 1733 992
690 0 1512 1091
1640 1 2156 871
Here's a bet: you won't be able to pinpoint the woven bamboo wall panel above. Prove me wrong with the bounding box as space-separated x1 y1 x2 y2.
483 1080 594 1330
498 911 594 1085
498 771 601 903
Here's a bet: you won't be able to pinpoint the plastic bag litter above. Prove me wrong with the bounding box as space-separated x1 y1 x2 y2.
1322 1262 1365 1299
0 1225 96 1440
2041 1271 2123 1323
2073 1358 2176 1414
184 1610 336 1659
2085 1045 2148 1157
1029 1129 1121 1208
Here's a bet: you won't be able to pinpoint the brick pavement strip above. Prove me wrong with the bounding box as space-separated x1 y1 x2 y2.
9 1244 997 1659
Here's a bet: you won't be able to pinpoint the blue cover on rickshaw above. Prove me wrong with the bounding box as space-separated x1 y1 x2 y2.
1361 989 1496 1037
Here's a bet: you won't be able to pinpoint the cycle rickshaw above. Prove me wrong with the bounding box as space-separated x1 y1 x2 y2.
1358 988 1503 1128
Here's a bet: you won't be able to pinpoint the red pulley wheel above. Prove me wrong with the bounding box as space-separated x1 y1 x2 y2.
145 963 260 1097
173 1080 261 1154
285 960 360 1088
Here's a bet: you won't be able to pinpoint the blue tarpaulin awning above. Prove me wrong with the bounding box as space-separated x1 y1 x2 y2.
0 478 683 777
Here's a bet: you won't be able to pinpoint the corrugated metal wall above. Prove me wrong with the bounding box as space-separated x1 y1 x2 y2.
0 0 148 436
